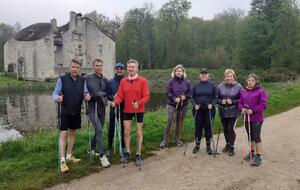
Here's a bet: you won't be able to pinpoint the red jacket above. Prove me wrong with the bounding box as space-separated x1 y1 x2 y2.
115 76 150 113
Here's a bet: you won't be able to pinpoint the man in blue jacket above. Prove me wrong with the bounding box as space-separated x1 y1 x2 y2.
106 63 125 158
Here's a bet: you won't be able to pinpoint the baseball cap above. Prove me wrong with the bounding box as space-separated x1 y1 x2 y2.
114 63 124 69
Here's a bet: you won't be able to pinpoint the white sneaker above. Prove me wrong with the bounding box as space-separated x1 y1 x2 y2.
100 155 110 168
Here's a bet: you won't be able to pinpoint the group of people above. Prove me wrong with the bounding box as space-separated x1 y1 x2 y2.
52 58 149 173
159 65 267 166
52 59 267 174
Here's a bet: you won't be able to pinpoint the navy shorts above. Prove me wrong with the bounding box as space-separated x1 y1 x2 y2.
60 113 81 131
123 113 144 123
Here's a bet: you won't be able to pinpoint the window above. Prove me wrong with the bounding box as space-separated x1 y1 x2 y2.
99 44 103 54
75 45 83 56
44 38 51 43
72 33 83 41
78 45 82 53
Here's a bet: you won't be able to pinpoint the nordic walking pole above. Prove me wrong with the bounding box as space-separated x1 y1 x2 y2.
208 107 216 155
183 109 197 156
115 106 123 160
85 101 92 161
241 114 246 164
113 106 117 155
57 101 61 174
166 101 180 150
247 113 252 166
178 99 184 145
214 107 221 158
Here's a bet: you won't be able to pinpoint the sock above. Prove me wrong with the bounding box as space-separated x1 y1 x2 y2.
251 150 255 154
60 157 66 163
256 154 261 157
66 154 72 159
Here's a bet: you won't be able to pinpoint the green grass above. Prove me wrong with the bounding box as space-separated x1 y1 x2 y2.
1 81 300 189
0 73 54 94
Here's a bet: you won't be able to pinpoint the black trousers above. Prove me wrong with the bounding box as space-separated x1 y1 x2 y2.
221 117 238 146
108 104 125 150
194 108 215 146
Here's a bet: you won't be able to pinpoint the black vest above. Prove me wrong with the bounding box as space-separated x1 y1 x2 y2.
61 73 85 115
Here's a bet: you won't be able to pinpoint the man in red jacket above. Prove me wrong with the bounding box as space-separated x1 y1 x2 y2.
111 59 150 166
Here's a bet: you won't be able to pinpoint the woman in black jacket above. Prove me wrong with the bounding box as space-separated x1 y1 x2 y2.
191 68 218 155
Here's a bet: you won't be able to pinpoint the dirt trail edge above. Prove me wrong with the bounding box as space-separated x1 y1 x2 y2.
50 106 300 190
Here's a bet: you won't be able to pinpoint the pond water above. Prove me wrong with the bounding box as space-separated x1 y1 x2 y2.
0 92 166 142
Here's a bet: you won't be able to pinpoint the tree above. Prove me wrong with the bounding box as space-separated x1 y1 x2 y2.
85 11 121 40
157 0 191 67
0 23 17 71
116 3 156 69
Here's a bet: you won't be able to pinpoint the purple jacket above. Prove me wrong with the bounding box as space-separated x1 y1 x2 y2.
167 78 191 108
238 86 268 122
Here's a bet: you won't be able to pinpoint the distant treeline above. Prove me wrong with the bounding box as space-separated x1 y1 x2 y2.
1 0 299 73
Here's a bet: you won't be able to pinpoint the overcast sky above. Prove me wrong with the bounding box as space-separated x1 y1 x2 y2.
0 0 251 28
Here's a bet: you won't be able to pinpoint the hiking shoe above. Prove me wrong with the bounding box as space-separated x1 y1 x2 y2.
206 146 213 155
228 147 235 156
87 149 100 157
135 153 142 166
66 155 81 163
60 161 69 173
176 140 184 146
192 145 200 154
222 145 230 153
251 156 262 166
160 140 166 149
105 149 112 158
121 152 130 163
244 152 256 161
100 155 111 168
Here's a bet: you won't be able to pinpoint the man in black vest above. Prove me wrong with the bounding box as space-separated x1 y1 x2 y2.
85 58 110 168
52 58 90 173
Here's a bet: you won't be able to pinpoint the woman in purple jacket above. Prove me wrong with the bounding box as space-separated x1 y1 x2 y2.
160 65 191 148
239 74 267 166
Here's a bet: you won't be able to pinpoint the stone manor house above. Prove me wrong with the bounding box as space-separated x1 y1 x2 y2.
4 11 115 80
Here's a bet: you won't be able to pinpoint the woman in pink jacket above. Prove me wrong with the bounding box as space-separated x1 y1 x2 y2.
239 74 267 166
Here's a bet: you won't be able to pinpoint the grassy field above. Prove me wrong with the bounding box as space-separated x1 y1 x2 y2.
0 73 54 94
1 81 300 190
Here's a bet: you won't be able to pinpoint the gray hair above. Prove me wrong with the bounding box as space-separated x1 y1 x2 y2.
246 73 261 87
127 59 139 67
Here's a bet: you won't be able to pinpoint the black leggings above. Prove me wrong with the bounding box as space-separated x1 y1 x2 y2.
245 121 263 143
221 117 238 146
194 108 215 145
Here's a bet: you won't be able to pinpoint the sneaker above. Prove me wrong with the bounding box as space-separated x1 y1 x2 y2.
206 146 213 155
105 149 112 158
228 147 235 156
160 140 166 149
121 152 131 163
87 149 100 157
222 145 230 153
66 155 81 163
252 156 262 166
192 145 200 154
135 153 142 166
60 161 69 173
176 140 184 146
100 155 111 168
244 152 256 161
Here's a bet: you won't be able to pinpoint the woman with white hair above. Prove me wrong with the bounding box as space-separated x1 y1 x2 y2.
160 64 191 148
217 69 243 156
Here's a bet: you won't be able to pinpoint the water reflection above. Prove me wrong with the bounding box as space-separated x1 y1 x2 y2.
0 92 166 141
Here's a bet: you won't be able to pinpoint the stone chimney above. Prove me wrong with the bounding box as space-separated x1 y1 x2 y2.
70 11 77 31
51 18 57 33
